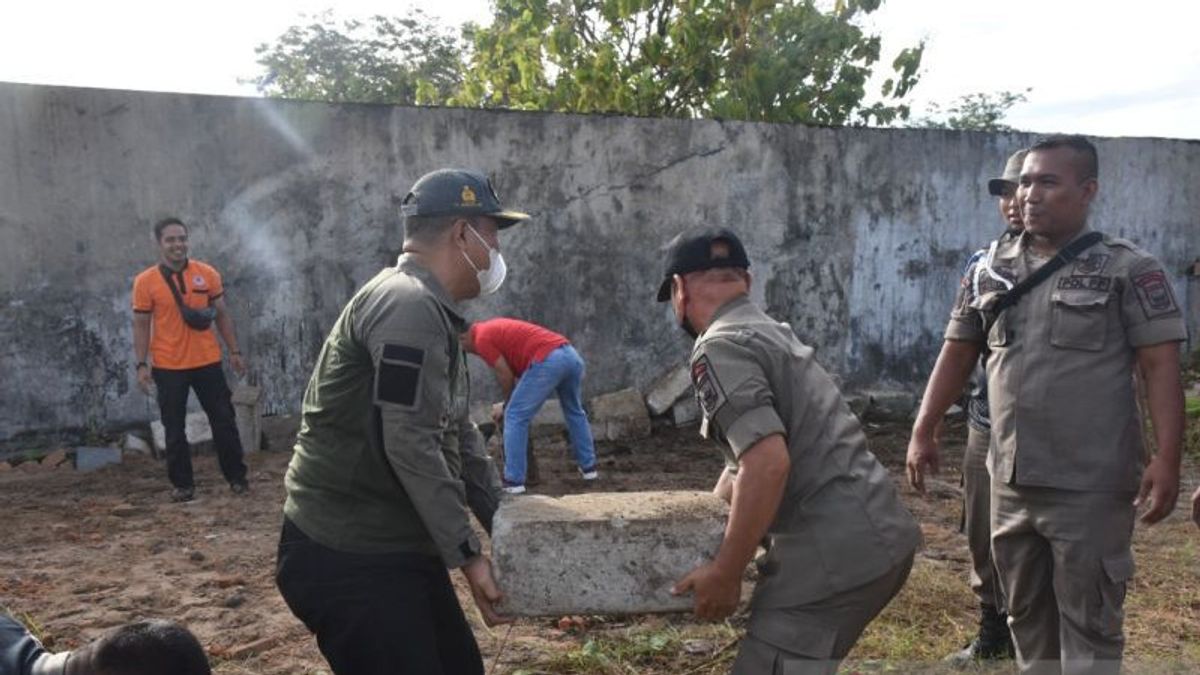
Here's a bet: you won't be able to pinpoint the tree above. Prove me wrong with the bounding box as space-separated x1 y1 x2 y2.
451 0 924 126
248 10 466 105
911 89 1031 132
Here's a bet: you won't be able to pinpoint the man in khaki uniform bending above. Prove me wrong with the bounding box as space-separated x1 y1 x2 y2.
661 227 922 675
910 135 1187 674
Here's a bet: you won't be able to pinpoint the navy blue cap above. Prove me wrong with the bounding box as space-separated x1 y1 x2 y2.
401 168 529 229
656 227 751 302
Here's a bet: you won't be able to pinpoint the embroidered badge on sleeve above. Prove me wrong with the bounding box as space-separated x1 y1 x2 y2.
691 354 728 418
1132 270 1179 320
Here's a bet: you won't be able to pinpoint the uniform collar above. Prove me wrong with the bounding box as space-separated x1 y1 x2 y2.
998 225 1094 262
395 254 467 328
703 294 755 334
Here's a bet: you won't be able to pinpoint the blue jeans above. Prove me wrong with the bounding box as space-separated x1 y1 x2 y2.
503 345 596 484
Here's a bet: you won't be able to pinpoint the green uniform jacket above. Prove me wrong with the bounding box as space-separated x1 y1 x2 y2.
690 296 922 609
284 255 500 567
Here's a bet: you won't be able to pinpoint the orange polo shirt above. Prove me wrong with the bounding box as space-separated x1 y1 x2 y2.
132 260 224 370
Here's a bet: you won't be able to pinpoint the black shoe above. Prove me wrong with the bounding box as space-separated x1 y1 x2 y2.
230 481 249 495
944 604 1015 666
170 487 195 503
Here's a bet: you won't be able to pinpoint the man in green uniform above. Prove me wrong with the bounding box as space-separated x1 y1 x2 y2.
909 135 1187 674
275 168 525 675
908 149 1025 665
662 227 922 675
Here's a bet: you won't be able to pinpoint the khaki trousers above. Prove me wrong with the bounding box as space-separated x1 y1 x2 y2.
990 480 1136 675
731 552 914 675
962 425 1001 608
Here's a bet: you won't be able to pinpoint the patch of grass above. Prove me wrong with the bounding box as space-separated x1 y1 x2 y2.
522 622 738 675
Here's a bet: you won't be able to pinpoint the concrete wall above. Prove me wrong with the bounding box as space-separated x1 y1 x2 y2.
2 82 1197 440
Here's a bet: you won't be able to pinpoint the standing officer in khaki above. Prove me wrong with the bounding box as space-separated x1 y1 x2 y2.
907 149 1026 665
275 169 522 675
662 227 922 675
910 135 1187 674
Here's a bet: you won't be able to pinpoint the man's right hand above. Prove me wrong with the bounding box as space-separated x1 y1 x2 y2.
137 366 153 394
905 431 940 494
462 556 510 627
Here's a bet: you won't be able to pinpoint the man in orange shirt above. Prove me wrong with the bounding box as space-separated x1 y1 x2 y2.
132 217 249 502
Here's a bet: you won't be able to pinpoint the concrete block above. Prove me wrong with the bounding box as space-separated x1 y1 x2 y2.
40 448 69 470
492 490 728 616
645 366 692 416
862 389 917 422
75 446 122 472
123 433 152 455
589 388 651 441
670 398 700 427
151 412 213 453
231 383 261 452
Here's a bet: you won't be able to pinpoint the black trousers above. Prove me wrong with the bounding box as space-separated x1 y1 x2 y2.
152 363 247 489
275 518 483 675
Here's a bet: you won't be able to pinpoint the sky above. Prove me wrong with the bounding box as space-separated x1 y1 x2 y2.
1 0 1197 139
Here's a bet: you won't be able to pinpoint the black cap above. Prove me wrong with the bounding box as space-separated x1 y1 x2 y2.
400 168 529 229
655 227 751 302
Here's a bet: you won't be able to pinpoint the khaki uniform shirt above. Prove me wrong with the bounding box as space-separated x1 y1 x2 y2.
690 296 922 609
946 229 1187 492
284 255 499 567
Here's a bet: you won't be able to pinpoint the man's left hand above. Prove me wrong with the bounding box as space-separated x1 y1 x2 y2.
1135 456 1180 525
230 354 247 377
671 561 740 621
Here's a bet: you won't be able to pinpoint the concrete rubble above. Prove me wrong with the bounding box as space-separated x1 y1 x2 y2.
151 412 213 454
492 490 728 616
589 388 651 441
644 366 692 416
75 446 122 473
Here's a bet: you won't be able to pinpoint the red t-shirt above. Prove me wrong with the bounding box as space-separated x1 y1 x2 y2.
470 318 569 377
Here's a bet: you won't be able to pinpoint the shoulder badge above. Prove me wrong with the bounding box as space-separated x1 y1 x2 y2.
691 354 728 418
1132 270 1179 319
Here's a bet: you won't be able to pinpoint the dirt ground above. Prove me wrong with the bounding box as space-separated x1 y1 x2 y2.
2 415 1197 674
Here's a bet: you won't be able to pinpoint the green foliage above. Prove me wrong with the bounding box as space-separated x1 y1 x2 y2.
452 0 924 126
247 10 466 105
912 88 1030 131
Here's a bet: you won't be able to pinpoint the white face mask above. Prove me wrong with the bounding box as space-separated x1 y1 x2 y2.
461 224 507 295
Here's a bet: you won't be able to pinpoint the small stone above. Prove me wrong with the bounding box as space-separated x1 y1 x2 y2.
188 550 206 563
110 503 149 518
41 448 69 469
222 594 246 609
224 635 281 659
123 433 152 455
0 461 12 473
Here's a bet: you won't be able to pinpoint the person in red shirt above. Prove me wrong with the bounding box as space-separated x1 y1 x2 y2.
462 318 597 493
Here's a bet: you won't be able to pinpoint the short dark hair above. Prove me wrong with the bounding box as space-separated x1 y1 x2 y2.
1029 134 1098 182
89 620 211 675
153 217 188 242
403 214 476 244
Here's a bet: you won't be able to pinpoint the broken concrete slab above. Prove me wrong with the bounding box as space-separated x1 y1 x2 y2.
645 366 692 416
589 388 651 441
231 383 261 453
123 432 152 455
670 398 700 428
40 448 69 470
75 446 122 473
492 490 728 616
151 412 213 453
861 389 918 422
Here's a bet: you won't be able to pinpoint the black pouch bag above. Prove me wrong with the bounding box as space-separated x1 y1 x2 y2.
159 265 217 330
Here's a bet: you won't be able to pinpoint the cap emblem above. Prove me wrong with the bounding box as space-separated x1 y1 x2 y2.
460 185 478 207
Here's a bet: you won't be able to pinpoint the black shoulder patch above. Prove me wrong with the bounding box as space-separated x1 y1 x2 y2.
377 344 425 407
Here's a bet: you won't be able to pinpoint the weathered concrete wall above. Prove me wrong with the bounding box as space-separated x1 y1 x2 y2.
2 82 1198 440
